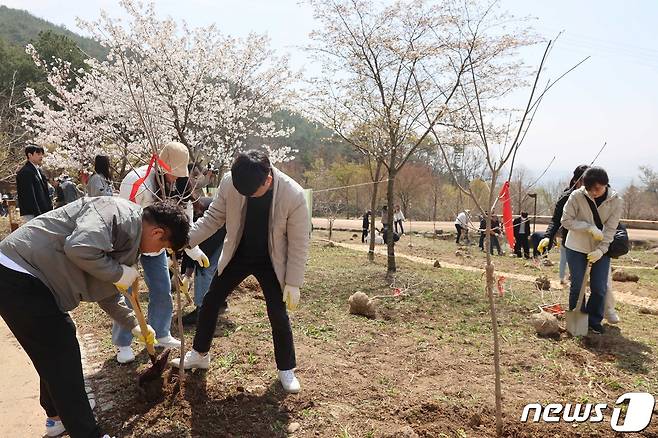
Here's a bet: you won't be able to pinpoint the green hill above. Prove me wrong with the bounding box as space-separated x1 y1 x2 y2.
0 5 106 59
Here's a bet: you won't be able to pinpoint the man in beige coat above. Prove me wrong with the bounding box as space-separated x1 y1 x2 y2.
171 150 310 393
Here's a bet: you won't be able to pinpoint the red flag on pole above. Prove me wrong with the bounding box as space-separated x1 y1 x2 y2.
498 181 515 249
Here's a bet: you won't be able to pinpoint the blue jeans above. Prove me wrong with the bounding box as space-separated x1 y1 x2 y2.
565 247 610 327
112 251 173 347
193 245 222 307
559 245 568 281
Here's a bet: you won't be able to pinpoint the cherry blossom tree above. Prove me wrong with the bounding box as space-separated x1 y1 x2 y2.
305 0 534 275
21 0 298 388
22 0 297 178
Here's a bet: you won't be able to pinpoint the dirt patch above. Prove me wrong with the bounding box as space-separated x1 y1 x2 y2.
68 241 658 437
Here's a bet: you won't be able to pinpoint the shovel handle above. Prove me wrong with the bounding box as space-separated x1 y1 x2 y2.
122 278 157 357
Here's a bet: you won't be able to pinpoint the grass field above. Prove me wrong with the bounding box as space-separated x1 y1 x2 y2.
70 235 658 437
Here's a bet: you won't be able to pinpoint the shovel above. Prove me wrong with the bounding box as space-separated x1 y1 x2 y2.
121 279 171 387
566 263 590 336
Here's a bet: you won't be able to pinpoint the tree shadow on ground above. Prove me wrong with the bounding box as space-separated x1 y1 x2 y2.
580 325 653 374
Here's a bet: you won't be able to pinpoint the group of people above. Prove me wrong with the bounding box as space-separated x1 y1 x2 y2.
13 145 114 222
0 143 310 438
361 204 405 244
453 164 622 332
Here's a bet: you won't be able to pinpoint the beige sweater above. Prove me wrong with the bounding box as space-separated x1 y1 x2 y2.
561 186 623 255
188 167 310 289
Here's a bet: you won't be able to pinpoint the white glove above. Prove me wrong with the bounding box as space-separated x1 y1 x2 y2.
283 285 300 311
588 226 604 242
131 324 156 345
587 249 604 264
185 246 210 268
537 237 550 253
114 265 139 292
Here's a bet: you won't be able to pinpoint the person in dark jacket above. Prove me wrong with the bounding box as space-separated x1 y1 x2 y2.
478 213 487 251
489 215 503 255
361 210 371 243
16 145 52 221
538 164 620 324
59 175 83 205
513 212 531 258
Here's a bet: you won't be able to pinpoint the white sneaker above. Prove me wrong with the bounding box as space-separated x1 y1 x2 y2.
46 418 65 437
45 398 95 437
156 335 181 349
169 350 210 369
605 308 620 324
278 369 300 394
116 346 135 364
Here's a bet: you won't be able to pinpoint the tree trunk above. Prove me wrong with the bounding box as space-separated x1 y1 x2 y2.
119 141 129 179
386 162 397 275
368 161 383 262
485 171 503 437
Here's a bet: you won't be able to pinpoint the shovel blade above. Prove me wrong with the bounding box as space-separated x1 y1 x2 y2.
137 348 171 387
566 310 588 336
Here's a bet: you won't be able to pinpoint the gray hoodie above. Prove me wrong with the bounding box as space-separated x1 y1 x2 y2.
561 186 623 255
0 196 141 329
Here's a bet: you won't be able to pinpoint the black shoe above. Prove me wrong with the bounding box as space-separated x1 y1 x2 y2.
589 323 605 334
182 307 199 326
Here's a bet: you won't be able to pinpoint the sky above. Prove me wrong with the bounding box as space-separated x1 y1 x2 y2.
2 0 657 188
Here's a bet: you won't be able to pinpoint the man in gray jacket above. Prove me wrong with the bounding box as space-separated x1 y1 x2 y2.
0 197 190 438
170 150 310 394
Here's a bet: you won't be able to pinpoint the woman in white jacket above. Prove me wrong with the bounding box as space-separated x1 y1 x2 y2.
561 167 623 334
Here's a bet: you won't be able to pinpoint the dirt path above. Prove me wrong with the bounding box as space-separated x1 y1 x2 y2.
314 218 658 241
331 240 658 310
0 319 43 437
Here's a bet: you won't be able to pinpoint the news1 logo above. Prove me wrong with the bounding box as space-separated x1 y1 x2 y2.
520 392 655 432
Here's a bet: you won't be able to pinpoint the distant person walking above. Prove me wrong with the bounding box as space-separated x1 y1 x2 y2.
361 210 371 243
454 209 471 245
394 205 405 235
87 155 114 197
16 145 52 222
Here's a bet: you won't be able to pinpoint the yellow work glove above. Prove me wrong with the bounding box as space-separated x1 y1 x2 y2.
283 285 300 311
184 246 210 268
588 226 603 242
113 265 139 292
131 324 156 345
587 249 604 264
537 237 550 253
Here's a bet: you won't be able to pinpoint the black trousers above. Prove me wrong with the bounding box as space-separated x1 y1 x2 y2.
514 233 530 258
455 224 464 243
362 228 369 243
394 220 404 235
193 257 296 370
0 265 101 438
